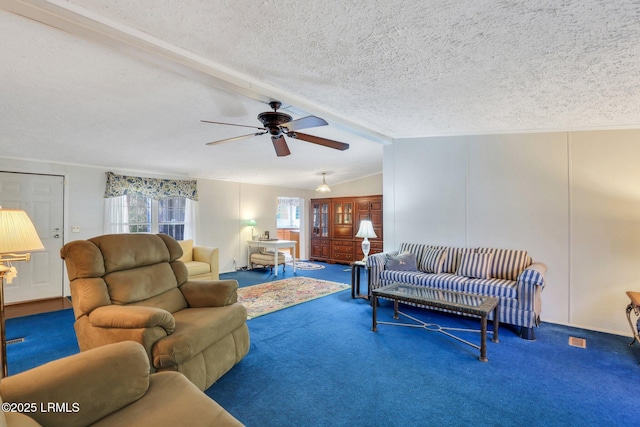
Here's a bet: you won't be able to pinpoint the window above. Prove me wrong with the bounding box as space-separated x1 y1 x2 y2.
158 197 186 240
127 193 152 233
124 195 187 240
276 197 301 229
105 194 194 240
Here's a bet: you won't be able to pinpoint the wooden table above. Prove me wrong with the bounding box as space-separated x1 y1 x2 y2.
350 261 369 300
246 240 296 277
625 291 640 346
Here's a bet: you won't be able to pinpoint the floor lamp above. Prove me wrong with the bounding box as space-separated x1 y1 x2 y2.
248 219 257 240
0 208 44 377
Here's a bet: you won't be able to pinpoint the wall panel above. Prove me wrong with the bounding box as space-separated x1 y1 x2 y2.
391 137 468 248
570 130 640 333
467 133 570 325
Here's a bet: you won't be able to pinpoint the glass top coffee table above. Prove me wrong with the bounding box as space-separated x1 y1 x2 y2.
372 283 499 362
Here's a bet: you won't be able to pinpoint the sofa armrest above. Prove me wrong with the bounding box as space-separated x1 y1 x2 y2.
366 251 398 289
0 341 151 427
193 246 220 280
518 262 547 287
517 262 547 322
180 279 239 307
89 305 175 334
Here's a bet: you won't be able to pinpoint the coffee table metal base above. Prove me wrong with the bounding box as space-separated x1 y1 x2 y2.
371 285 499 362
374 309 498 362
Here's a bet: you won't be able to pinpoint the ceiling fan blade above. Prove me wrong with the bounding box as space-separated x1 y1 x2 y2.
206 132 266 146
288 132 350 151
201 120 266 131
281 115 328 131
271 135 291 157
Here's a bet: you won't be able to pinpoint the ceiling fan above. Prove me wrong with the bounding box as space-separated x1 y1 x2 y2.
201 101 349 157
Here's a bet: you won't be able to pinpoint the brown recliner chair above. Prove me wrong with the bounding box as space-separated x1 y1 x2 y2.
60 233 250 391
0 341 243 427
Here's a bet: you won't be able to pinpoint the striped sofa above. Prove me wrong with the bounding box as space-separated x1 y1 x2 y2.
366 243 547 340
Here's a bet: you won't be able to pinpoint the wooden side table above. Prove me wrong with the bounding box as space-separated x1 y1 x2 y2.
350 261 369 300
625 291 640 346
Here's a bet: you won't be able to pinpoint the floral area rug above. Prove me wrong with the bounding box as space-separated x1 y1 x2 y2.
286 261 325 270
237 277 349 319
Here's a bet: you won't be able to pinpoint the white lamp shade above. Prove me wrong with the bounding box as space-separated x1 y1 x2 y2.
355 220 377 239
315 184 331 193
0 209 44 254
315 173 331 193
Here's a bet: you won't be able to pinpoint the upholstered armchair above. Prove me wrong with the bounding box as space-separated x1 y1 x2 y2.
60 233 250 391
0 341 243 427
177 239 220 280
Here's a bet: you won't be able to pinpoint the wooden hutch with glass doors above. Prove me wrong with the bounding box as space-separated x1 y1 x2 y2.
310 195 383 264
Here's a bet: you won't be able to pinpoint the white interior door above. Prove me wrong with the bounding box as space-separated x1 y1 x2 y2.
0 172 64 303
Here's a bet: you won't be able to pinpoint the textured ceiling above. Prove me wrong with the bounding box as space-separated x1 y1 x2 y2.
1 1 639 189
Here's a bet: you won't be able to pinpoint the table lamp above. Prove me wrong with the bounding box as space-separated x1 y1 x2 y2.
355 220 377 262
0 208 44 377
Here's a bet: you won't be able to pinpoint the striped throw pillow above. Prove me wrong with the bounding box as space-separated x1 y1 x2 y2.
438 247 476 273
420 247 446 273
478 248 530 280
456 252 494 279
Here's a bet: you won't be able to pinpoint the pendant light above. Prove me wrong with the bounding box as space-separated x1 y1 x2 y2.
315 173 331 193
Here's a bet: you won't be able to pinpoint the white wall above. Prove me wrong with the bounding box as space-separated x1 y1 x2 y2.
569 130 640 334
387 129 640 336
467 134 570 329
390 137 468 247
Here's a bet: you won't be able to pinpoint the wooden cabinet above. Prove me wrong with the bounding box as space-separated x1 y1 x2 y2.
332 239 355 263
332 198 354 239
311 238 330 259
354 195 383 260
310 200 331 261
310 195 383 264
277 229 300 258
311 199 330 238
355 197 383 238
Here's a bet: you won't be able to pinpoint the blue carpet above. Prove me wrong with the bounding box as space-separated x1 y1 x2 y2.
6 262 639 426
215 263 639 426
6 308 79 375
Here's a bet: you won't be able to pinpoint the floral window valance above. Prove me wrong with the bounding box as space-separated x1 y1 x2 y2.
104 172 198 201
